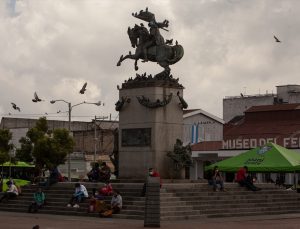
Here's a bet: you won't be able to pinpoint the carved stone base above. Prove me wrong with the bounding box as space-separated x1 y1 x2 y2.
118 77 184 179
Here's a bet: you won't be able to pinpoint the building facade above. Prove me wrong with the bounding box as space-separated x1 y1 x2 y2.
223 84 300 123
183 109 224 145
191 103 300 183
0 117 118 178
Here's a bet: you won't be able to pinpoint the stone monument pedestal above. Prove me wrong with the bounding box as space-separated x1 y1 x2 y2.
117 77 184 179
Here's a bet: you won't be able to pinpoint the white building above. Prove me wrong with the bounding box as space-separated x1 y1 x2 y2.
183 109 224 145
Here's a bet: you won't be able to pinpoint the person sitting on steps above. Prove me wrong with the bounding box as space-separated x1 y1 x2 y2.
0 181 19 202
99 162 111 183
110 190 122 214
28 187 46 213
211 166 226 192
87 162 100 182
67 183 88 208
236 166 261 191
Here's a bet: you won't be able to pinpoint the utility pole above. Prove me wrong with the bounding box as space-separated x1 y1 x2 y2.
93 116 108 163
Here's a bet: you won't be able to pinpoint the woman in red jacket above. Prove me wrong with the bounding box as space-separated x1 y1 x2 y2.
236 166 261 191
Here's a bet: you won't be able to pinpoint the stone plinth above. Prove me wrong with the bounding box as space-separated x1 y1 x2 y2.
118 77 184 178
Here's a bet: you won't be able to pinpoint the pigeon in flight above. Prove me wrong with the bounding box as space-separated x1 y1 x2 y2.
32 92 42 102
79 82 87 94
11 102 21 112
274 35 281 43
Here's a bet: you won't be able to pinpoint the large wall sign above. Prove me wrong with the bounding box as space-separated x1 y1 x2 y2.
222 137 300 149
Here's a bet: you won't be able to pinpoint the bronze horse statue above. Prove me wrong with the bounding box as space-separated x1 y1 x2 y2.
117 23 184 76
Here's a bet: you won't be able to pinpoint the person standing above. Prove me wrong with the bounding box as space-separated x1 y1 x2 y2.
141 168 161 197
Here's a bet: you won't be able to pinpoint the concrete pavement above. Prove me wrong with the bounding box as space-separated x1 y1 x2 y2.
2 211 300 229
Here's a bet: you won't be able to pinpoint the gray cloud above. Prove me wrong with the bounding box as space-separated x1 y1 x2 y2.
0 0 299 122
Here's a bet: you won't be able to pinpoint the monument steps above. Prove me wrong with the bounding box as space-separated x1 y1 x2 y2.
1 182 300 221
159 183 300 220
182 197 300 206
0 205 144 220
0 182 146 220
207 209 300 218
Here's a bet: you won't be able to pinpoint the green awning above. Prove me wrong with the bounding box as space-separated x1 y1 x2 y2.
206 142 300 172
2 161 34 168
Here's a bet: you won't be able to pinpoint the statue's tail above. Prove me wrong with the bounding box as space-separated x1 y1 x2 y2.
167 45 184 65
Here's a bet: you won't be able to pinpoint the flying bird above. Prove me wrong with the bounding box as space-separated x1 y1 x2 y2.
32 92 42 102
274 35 281 43
79 82 87 94
11 102 21 112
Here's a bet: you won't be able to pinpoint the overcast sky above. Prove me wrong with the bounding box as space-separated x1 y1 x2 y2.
0 0 299 123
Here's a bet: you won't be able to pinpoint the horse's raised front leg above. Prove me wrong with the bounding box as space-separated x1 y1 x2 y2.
116 52 136 66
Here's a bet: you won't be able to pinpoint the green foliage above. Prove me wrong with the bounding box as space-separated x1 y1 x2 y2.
0 129 14 164
0 129 13 152
167 139 192 172
26 117 48 143
16 117 74 169
16 137 33 162
35 116 48 133
0 151 9 165
48 128 74 168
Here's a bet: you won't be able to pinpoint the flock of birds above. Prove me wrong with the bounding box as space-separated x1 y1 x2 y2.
9 35 282 113
10 82 88 113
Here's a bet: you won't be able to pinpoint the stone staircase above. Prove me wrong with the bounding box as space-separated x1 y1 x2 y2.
1 182 300 221
0 182 145 220
160 183 300 220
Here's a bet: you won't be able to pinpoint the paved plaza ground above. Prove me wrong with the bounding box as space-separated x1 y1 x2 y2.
1 211 300 229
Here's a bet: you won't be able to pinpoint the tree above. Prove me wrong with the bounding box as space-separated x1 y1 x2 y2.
16 117 74 170
0 129 13 165
16 137 33 163
167 139 192 177
47 128 74 168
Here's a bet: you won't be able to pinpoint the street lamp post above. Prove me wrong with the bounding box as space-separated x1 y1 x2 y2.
50 99 101 181
92 116 108 163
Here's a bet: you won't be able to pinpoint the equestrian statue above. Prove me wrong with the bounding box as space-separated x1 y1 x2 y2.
117 7 184 77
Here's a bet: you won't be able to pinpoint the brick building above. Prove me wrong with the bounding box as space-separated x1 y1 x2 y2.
191 103 300 183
